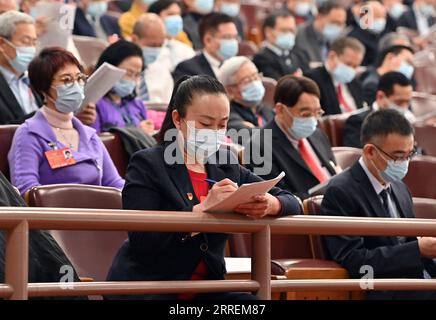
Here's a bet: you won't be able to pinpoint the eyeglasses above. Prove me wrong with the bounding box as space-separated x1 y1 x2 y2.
285 105 325 119
54 74 88 88
373 144 417 164
238 72 263 87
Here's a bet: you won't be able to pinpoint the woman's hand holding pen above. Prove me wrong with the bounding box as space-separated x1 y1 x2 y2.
193 179 238 212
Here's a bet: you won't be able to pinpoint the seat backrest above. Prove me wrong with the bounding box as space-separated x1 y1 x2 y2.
238 40 258 57
325 114 350 147
413 197 436 219
302 196 328 260
98 132 129 178
0 125 19 180
27 184 126 282
332 147 362 170
261 77 277 110
404 156 436 199
414 123 436 157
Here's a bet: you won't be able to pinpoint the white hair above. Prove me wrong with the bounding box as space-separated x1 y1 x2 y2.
0 10 34 39
218 56 253 86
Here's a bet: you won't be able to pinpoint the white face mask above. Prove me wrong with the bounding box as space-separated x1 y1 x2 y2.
184 120 226 163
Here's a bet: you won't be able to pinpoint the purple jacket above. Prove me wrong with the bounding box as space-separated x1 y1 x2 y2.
91 97 148 133
8 111 125 196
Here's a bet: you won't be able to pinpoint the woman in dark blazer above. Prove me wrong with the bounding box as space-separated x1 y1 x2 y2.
107 75 302 300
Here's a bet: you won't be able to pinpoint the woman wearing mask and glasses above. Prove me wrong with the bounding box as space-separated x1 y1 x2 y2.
8 47 124 196
106 75 302 300
91 40 155 135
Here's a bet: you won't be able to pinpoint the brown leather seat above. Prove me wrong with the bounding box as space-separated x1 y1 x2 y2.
261 77 277 110
404 155 436 199
26 184 127 283
413 197 436 219
238 40 258 57
98 132 129 178
332 147 362 170
0 125 19 180
414 123 436 157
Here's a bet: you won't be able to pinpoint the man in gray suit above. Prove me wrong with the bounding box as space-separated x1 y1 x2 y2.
294 0 346 71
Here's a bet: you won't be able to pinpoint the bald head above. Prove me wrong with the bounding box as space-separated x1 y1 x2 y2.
0 0 17 13
132 13 166 47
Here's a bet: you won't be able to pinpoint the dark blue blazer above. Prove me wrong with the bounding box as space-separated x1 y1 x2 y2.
107 143 301 299
172 53 216 82
321 161 436 299
73 7 121 38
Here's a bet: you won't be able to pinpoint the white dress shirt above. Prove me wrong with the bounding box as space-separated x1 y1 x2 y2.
202 50 221 78
165 39 195 72
144 46 174 103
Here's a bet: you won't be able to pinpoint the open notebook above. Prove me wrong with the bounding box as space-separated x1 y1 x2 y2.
204 172 286 213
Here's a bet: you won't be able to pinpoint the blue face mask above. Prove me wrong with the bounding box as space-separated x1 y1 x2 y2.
113 79 136 98
220 3 240 17
284 107 317 139
51 82 85 114
142 0 157 5
397 61 414 79
164 15 183 37
240 80 265 104
295 2 311 17
322 24 342 43
370 18 387 34
218 39 239 60
389 3 405 20
419 3 435 17
5 45 36 74
332 62 356 84
275 32 296 51
195 0 214 14
142 46 161 65
374 148 410 182
87 1 108 17
29 7 39 18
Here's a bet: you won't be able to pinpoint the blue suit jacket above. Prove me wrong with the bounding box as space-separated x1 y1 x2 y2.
107 143 301 299
73 7 121 38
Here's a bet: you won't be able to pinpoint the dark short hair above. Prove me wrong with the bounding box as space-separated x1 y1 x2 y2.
377 71 412 97
274 75 320 107
317 0 344 14
361 109 414 145
262 11 294 34
28 47 84 95
330 37 365 56
94 40 144 71
148 0 179 15
199 12 235 45
376 44 414 67
156 75 227 143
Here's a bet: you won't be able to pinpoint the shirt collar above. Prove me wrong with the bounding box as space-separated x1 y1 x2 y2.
274 117 300 149
0 65 18 84
265 42 289 57
359 157 390 195
202 50 221 69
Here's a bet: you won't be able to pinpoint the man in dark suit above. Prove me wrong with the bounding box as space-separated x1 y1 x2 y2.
246 76 337 200
322 109 436 300
218 56 274 134
252 12 306 80
293 1 346 71
0 11 43 125
173 13 238 81
305 37 366 115
362 45 414 105
344 71 415 148
347 1 390 66
398 0 436 33
73 0 121 41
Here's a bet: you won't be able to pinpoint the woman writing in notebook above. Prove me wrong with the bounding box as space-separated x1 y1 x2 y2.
107 75 302 300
